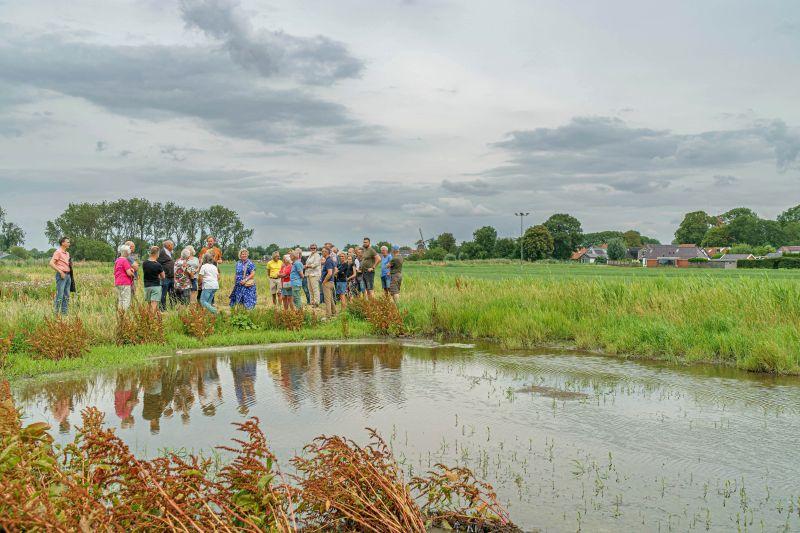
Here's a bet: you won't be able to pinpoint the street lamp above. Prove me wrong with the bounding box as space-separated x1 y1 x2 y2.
514 212 529 263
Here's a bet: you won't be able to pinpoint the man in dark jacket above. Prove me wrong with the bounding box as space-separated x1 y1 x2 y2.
157 240 176 311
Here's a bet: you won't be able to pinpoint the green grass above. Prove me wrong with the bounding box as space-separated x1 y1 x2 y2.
2 259 800 379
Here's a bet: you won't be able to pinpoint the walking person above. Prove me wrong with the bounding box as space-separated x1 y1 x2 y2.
198 253 220 314
49 237 72 315
360 237 379 300
124 240 140 298
279 254 293 310
290 250 305 309
266 251 283 306
321 248 336 317
335 252 355 309
157 240 176 311
380 245 393 296
305 243 321 307
173 247 196 306
388 245 404 304
230 248 257 309
142 246 165 314
114 244 135 310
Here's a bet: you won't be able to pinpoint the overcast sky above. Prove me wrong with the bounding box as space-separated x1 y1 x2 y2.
1 0 799 249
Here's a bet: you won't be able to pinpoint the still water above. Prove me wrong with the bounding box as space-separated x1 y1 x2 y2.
12 341 800 532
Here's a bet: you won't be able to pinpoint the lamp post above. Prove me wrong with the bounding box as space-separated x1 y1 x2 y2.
514 212 529 263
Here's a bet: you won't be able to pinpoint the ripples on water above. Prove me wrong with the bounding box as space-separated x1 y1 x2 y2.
13 342 800 532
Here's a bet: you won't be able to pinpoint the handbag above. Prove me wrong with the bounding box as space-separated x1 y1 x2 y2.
242 262 255 287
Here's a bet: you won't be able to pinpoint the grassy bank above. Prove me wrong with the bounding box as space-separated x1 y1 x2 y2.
2 259 800 377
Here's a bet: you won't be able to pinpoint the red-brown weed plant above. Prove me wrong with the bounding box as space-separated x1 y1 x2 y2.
273 308 305 331
180 305 216 339
115 304 166 345
29 317 89 360
364 295 406 336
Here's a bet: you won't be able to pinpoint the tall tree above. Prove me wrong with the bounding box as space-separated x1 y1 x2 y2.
607 238 627 260
493 237 517 259
701 225 732 247
581 231 623 247
543 214 583 260
673 211 715 245
473 226 498 256
522 225 554 260
0 206 25 250
622 230 643 248
777 204 800 225
434 232 457 253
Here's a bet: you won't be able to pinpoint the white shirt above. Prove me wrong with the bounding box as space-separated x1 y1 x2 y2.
305 252 322 277
199 263 219 289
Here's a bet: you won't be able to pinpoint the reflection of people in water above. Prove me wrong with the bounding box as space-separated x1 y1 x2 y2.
230 357 257 415
51 396 71 434
114 375 139 430
195 357 222 417
141 374 163 434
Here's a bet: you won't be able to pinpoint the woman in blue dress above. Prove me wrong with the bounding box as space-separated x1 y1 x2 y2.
229 248 257 309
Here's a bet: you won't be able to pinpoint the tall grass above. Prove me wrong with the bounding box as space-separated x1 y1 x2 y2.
2 260 800 375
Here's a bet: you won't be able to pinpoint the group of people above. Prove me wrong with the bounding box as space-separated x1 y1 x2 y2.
49 235 404 318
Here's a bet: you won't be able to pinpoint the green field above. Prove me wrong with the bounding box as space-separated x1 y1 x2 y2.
2 259 800 378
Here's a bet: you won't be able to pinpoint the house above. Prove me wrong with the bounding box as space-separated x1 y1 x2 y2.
572 245 608 264
711 253 755 269
638 244 709 267
765 251 783 259
705 247 731 257
778 246 800 254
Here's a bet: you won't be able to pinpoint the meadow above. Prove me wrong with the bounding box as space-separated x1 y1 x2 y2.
2 259 800 378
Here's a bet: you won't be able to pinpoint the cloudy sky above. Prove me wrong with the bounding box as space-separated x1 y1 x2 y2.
1 0 799 248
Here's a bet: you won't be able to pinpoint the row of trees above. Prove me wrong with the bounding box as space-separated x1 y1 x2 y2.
416 215 660 262
44 199 254 261
0 207 25 251
674 205 800 248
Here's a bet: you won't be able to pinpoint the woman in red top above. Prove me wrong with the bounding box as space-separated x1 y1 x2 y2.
279 254 293 310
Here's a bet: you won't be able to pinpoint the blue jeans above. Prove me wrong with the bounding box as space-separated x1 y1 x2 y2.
302 277 310 304
159 278 174 311
200 288 218 314
54 273 71 315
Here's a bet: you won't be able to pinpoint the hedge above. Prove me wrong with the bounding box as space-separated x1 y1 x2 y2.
737 257 800 269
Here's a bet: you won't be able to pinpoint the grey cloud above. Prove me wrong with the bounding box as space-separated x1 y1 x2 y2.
95 140 108 152
180 0 363 85
441 178 498 196
713 174 738 186
0 30 379 145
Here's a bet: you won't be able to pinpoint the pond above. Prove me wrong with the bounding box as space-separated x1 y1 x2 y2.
12 341 800 532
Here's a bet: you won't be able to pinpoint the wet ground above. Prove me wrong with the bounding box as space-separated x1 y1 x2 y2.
12 341 800 532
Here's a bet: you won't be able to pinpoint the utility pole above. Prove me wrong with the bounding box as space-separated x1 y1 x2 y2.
514 212 529 263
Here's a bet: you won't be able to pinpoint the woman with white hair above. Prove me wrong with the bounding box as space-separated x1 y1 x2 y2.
173 247 197 306
279 253 293 310
114 244 135 310
186 245 200 304
229 248 257 309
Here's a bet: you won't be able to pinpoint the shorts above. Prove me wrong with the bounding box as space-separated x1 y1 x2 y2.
335 281 348 296
269 277 281 295
381 275 391 290
143 285 162 302
362 270 375 291
389 273 402 295
281 284 293 297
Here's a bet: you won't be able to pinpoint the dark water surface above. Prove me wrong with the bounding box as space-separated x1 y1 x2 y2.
13 342 800 532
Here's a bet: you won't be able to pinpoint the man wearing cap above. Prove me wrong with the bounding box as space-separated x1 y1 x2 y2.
388 245 404 304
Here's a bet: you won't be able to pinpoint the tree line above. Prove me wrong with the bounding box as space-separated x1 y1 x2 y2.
674 204 800 251
42 199 253 261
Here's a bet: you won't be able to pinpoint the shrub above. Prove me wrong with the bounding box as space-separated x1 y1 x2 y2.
29 318 89 360
0 335 10 370
444 253 457 261
115 305 165 345
346 296 369 320
228 310 259 331
179 306 216 338
364 296 406 336
688 257 709 263
273 308 305 331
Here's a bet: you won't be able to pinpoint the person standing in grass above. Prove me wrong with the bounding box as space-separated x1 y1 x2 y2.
355 247 365 295
380 245 393 296
388 245 404 304
335 251 355 309
124 240 140 298
266 251 283 306
198 252 220 314
305 243 321 307
157 240 176 311
290 250 305 309
114 244 135 311
321 247 336 317
229 248 257 309
142 246 165 314
279 254 293 310
186 246 200 304
360 237 379 300
199 236 223 304
49 236 71 315
173 247 195 306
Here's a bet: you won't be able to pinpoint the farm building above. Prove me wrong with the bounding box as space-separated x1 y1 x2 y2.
571 245 608 263
711 253 755 268
638 244 709 267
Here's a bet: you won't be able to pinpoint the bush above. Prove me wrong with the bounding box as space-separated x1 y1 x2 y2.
425 247 447 261
273 308 305 331
346 297 369 320
7 246 29 260
444 254 457 261
688 257 709 263
364 296 406 336
738 257 800 269
179 306 216 338
0 334 11 369
29 318 89 360
228 310 259 331
70 237 116 262
115 305 165 345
